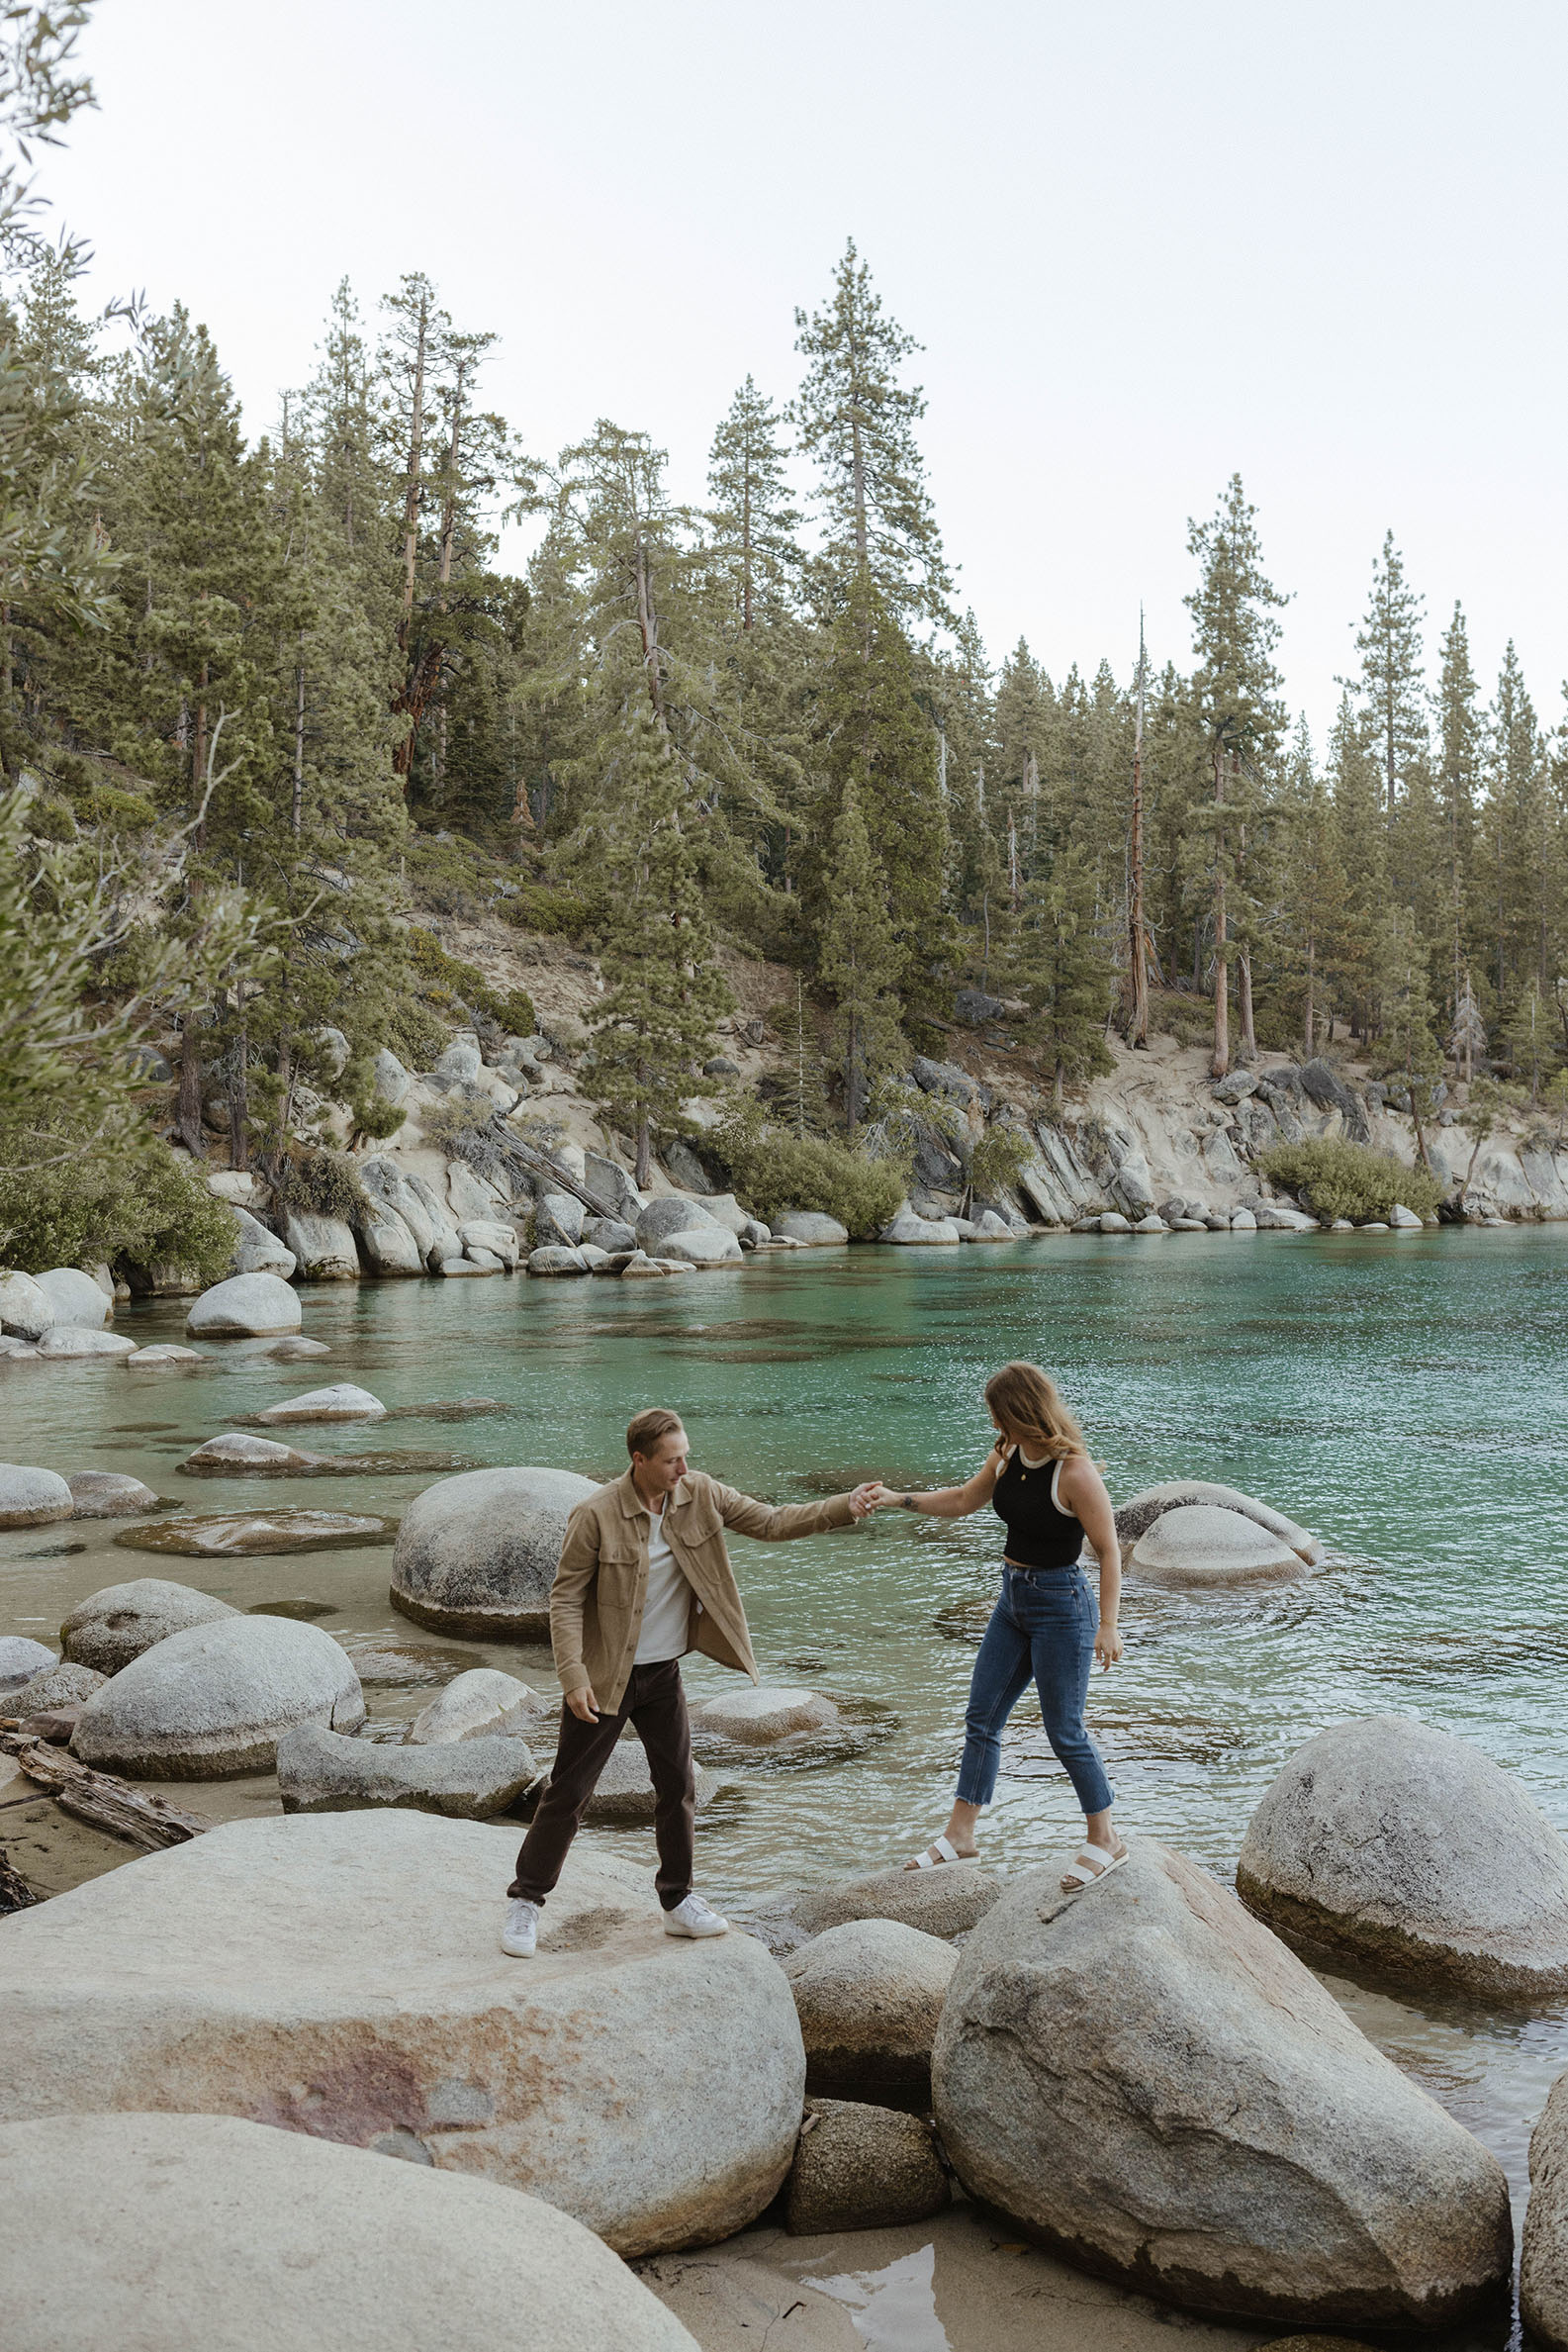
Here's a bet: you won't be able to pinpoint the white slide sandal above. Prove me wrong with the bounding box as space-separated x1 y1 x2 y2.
910 1835 967 1870
1061 1841 1128 1890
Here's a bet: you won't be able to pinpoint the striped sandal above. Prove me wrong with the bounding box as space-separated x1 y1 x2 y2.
905 1834 976 1872
1060 1840 1128 1892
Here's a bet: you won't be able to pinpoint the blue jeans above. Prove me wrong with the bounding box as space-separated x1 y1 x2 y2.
956 1564 1114 1817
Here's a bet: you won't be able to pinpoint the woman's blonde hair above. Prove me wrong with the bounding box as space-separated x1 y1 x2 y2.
983 1362 1086 1461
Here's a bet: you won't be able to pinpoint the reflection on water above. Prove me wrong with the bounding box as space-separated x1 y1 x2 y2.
812 2244 948 2351
3 1224 1567 2217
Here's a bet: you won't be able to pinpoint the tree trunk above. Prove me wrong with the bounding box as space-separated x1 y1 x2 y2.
177 1011 206 1157
635 1115 652 1191
1238 946 1256 1061
1304 936 1316 1058
1211 743 1229 1078
291 657 305 839
851 416 868 573
229 994 249 1174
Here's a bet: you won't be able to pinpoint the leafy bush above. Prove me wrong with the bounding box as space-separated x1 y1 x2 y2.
273 1147 368 1224
419 1094 497 1157
1260 1139 1443 1223
710 1099 906 1237
500 882 596 941
968 1122 1034 1199
0 1130 238 1284
403 927 535 1042
343 1059 406 1144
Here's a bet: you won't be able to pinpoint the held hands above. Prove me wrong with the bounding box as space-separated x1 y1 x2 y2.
848 1481 881 1520
862 1483 907 1512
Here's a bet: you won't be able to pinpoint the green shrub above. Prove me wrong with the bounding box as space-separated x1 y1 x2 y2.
343 1059 407 1144
500 882 596 941
968 1122 1034 1199
419 1094 497 1157
710 1101 906 1237
403 927 535 1042
0 1128 238 1284
273 1147 368 1224
1261 1139 1443 1223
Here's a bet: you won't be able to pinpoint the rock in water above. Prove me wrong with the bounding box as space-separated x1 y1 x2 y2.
784 1919 956 2106
60 1577 239 1673
35 1326 137 1358
690 1687 838 1745
116 1509 396 1558
0 1636 56 1695
33 1268 112 1328
405 1667 544 1744
227 1204 297 1278
1114 1478 1321 1562
931 1839 1512 2328
771 1211 850 1246
0 1270 54 1341
1129 1502 1306 1587
180 1432 326 1474
277 1723 536 1819
658 1227 744 1267
72 1616 366 1776
1237 1715 1568 1998
281 1212 359 1279
390 1465 600 1638
187 1273 302 1337
0 2112 699 2352
794 1858 1004 1942
64 1471 159 1518
1522 2069 1568 2352
518 1741 716 1826
254 1383 387 1423
785 2101 951 2236
0 1813 804 2258
0 1464 73 1530
125 1344 207 1367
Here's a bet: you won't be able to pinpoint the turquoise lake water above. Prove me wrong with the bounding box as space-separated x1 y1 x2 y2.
3 1223 1567 2235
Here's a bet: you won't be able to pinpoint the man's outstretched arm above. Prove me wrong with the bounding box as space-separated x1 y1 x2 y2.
711 1480 876 1540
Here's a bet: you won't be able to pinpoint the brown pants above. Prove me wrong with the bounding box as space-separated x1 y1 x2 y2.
508 1658 694 1912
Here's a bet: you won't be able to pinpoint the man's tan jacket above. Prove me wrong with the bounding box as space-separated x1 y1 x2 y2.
550 1467 857 1711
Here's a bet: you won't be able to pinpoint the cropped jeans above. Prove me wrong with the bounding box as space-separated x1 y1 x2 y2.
956 1563 1114 1818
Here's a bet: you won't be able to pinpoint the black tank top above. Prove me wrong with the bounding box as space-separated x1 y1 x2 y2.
992 1448 1084 1568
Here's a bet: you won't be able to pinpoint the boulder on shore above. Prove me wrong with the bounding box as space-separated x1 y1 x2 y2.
659 1226 744 1267
932 1838 1512 2329
0 1636 56 1695
0 1464 73 1530
61 1577 238 1674
227 1205 297 1279
879 1209 963 1245
0 1812 805 2259
282 1211 359 1280
0 1270 54 1342
1129 1502 1305 1587
634 1195 719 1254
771 1210 850 1247
405 1667 545 1745
784 1918 956 2107
13 1660 107 1714
0 2112 700 2352
1522 2069 1568 2352
793 1858 1003 1942
1237 1715 1568 1999
390 1465 600 1639
33 1267 112 1328
785 2100 951 2236
277 1722 537 1819
72 1615 365 1777
187 1273 302 1337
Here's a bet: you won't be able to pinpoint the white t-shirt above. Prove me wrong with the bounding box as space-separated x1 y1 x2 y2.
633 1504 692 1664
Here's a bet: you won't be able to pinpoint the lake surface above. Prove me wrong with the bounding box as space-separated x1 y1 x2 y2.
4 1223 1567 2245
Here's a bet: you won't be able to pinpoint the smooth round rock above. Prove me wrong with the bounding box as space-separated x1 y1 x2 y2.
255 1383 387 1424
784 1919 957 2106
537 1740 715 1826
390 1466 600 1639
0 1270 54 1342
658 1227 743 1267
180 1432 325 1474
785 2100 951 2236
770 1211 849 1246
405 1668 544 1745
1114 1479 1321 1563
35 1327 137 1359
0 2111 699 2352
794 1858 1004 1942
1129 1502 1304 1587
125 1345 207 1367
276 1723 537 1819
932 1838 1512 2329
186 1273 302 1337
12 1661 106 1714
0 1637 56 1694
1522 2068 1568 2352
60 1579 239 1675
526 1247 588 1276
1237 1715 1568 1999
633 1196 719 1253
0 1813 805 2257
116 1511 396 1559
0 1465 73 1530
691 1687 839 1746
72 1616 366 1776
33 1268 112 1329
65 1471 159 1519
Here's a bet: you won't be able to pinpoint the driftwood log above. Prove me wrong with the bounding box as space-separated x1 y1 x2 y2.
0 1733 213 1850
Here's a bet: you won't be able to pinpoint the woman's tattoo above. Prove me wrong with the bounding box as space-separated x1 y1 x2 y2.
901 1492 916 1509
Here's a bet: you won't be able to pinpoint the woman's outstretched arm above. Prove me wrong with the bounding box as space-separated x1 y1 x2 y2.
867 1445 1006 1520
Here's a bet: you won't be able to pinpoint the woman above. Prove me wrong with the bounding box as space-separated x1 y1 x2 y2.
870 1361 1125 1894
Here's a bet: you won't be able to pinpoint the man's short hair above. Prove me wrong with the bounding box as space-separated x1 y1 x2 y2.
626 1407 685 1458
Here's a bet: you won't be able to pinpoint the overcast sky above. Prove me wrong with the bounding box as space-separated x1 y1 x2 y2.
37 0 1568 744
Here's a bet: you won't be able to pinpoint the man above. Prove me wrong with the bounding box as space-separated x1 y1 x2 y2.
503 1409 875 1956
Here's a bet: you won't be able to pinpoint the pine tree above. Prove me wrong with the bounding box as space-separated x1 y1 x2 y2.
1434 603 1481 1014
817 783 905 1130
1276 717 1347 1053
1012 845 1115 1105
1327 689 1386 1041
1373 902 1442 1167
706 377 800 631
1351 531 1428 829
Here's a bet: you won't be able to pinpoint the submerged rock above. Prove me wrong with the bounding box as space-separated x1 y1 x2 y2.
1114 1479 1321 1563
116 1509 397 1558
0 1464 73 1530
793 1858 1004 1942
785 2100 951 2236
784 1919 956 2107
179 1432 326 1474
72 1615 366 1776
186 1272 302 1337
931 1838 1512 2329
64 1471 159 1518
690 1686 839 1746
0 2112 699 2352
0 1813 804 2258
277 1722 537 1819
124 1344 208 1367
254 1383 387 1424
1237 1715 1568 1999
390 1464 599 1639
61 1577 238 1674
1129 1502 1305 1587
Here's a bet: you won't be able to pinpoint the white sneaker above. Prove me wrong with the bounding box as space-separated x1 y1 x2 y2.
663 1892 728 1938
501 1897 539 1957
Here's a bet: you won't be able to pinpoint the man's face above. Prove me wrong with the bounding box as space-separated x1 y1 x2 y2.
635 1427 690 1494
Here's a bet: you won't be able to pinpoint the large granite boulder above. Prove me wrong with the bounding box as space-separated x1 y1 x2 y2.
521 1741 716 1826
0 2112 699 2352
784 1919 956 2106
187 1273 302 1337
1237 1716 1568 1998
527 1246 589 1277
276 1723 537 1819
533 1191 586 1249
690 1687 838 1746
61 1577 239 1674
406 1667 545 1745
771 1210 849 1247
659 1226 743 1267
879 1209 963 1245
64 1470 159 1517
785 2100 951 2236
255 1382 386 1423
390 1465 600 1639
931 1839 1512 2328
635 1195 720 1254
227 1205 297 1279
12 1660 107 1714
35 1325 136 1358
793 1858 1003 1941
33 1267 112 1327
72 1616 365 1777
360 1156 454 1270
356 1192 423 1274
0 1813 805 2258
1114 1479 1321 1563
0 1636 56 1696
180 1431 325 1474
0 1270 54 1341
282 1212 359 1280
1129 1502 1306 1587
0 1464 73 1530
1522 2069 1568 2352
